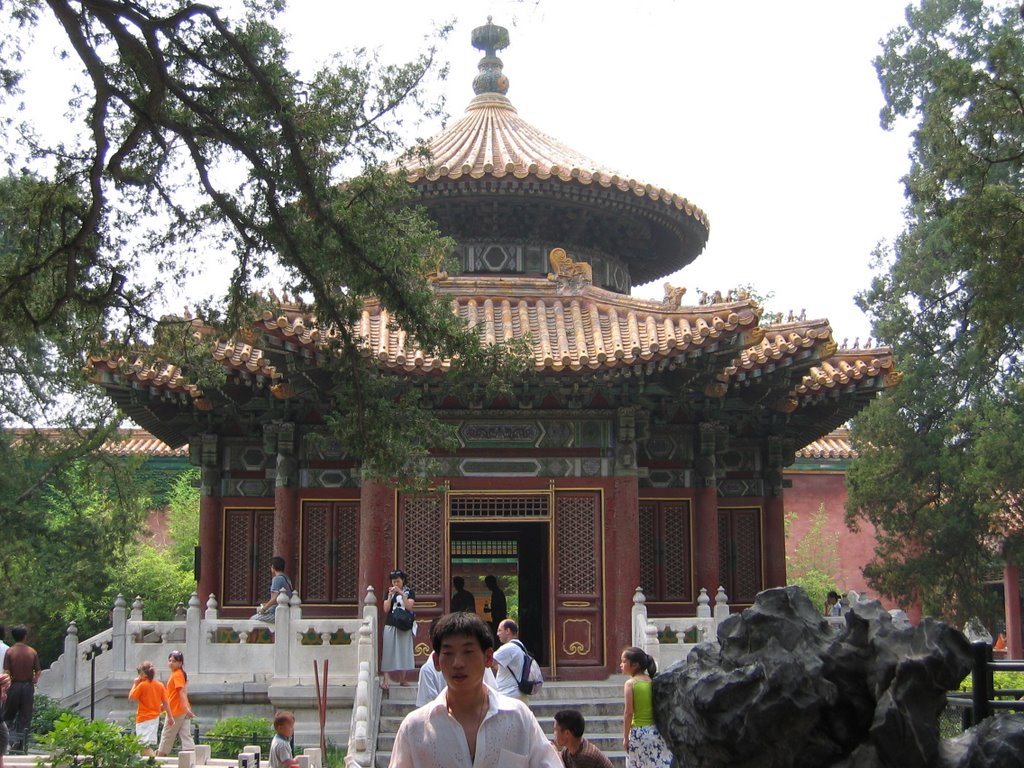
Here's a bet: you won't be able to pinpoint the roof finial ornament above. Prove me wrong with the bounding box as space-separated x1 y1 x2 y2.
471 17 510 96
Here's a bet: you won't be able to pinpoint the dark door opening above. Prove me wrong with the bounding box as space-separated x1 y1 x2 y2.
450 521 549 666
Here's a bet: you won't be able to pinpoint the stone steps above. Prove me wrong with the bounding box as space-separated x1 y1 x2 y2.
374 680 628 767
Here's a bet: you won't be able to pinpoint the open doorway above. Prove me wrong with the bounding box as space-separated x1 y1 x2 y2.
450 521 549 666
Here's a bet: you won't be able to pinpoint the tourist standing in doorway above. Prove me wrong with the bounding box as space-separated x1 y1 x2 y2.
620 647 672 768
483 575 507 643
451 576 476 613
156 650 195 756
2 625 40 749
381 569 416 690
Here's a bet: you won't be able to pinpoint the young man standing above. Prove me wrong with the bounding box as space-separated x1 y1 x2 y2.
390 612 559 768
2 626 40 747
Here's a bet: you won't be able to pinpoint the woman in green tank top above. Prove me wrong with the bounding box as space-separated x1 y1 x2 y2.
620 646 673 768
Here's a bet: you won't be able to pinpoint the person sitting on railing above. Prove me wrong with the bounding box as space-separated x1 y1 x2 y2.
252 556 293 622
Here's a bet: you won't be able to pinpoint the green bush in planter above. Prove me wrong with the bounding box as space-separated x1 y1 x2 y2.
31 694 79 738
36 713 155 767
203 715 275 759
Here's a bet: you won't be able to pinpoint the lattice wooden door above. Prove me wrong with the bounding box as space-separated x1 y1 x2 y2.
639 500 693 606
718 507 763 605
222 507 274 606
554 491 603 668
300 501 360 607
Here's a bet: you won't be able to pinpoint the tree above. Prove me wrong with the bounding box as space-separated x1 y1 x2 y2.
0 0 514 655
786 504 842 614
848 0 1024 624
0 456 151 664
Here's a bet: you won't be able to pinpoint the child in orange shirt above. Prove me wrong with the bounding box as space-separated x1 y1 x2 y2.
128 660 173 756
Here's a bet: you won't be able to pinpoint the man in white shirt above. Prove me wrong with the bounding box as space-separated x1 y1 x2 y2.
416 649 499 707
492 619 529 700
390 612 559 768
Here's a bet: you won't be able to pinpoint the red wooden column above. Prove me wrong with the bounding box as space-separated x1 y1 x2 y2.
1005 562 1022 659
357 477 396 603
269 424 299 571
606 476 640 672
763 493 787 588
197 434 221 603
693 484 720 595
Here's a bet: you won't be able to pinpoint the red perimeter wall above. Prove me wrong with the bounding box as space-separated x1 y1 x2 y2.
783 469 899 611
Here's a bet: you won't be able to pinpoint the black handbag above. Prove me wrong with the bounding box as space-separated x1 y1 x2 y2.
391 606 415 631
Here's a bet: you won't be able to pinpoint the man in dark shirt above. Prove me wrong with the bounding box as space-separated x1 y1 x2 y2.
3 625 41 747
553 710 613 768
451 576 477 613
484 574 507 643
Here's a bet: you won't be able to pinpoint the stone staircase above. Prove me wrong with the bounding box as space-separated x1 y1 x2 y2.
375 679 628 767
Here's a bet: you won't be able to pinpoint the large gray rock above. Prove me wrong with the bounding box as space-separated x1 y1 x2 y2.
653 586 988 768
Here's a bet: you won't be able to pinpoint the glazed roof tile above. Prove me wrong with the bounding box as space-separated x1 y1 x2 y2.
400 94 709 229
795 429 855 459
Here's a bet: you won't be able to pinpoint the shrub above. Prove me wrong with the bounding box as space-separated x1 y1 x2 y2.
203 715 274 759
36 713 154 767
958 670 1024 694
31 694 79 738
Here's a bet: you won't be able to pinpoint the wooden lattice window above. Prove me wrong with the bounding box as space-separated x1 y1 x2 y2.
638 501 692 603
556 493 598 596
401 495 444 596
718 507 763 604
449 495 550 518
301 501 359 605
223 508 274 606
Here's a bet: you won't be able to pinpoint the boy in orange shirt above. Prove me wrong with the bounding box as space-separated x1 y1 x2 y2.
128 660 173 756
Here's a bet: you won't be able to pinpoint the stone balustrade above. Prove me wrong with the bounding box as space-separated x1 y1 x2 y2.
38 588 378 701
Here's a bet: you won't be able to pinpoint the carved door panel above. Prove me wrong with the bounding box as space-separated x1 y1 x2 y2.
718 507 763 605
222 508 275 606
639 500 693 606
398 494 444 661
553 492 603 668
300 501 360 607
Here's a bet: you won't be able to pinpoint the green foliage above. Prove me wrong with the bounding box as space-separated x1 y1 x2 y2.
166 468 201 574
204 716 275 759
30 693 79 738
324 741 346 768
957 670 1024 694
106 543 196 620
0 457 151 665
36 713 155 767
786 505 842 613
849 0 1024 625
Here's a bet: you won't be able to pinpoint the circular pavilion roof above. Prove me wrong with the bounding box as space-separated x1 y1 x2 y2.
398 19 710 287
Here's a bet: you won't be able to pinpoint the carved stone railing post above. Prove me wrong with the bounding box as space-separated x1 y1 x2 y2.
205 593 219 621
111 594 128 673
714 586 730 621
697 587 711 618
631 587 648 647
185 592 201 671
643 621 660 669
274 589 292 679
131 595 144 622
62 622 78 697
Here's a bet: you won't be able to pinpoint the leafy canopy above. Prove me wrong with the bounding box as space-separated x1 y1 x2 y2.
849 0 1024 624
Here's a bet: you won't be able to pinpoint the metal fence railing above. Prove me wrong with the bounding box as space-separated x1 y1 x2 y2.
946 641 1024 731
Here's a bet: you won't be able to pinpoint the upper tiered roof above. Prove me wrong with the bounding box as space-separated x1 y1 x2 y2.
398 18 710 289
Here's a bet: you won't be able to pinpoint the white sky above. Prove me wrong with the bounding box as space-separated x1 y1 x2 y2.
16 1 914 346
278 0 913 345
